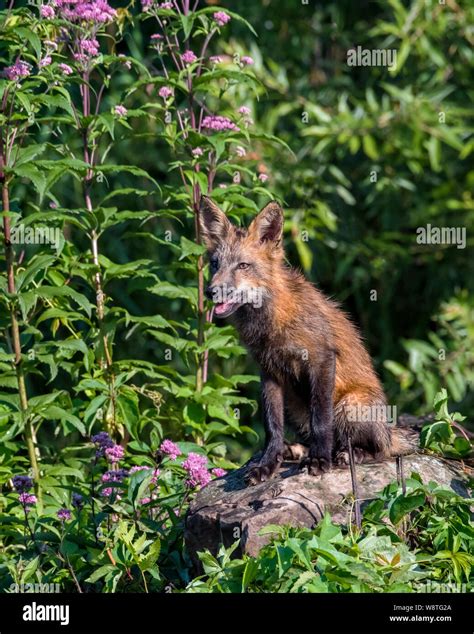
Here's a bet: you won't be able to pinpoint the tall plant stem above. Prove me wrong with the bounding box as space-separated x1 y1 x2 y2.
81 77 115 435
1 177 42 507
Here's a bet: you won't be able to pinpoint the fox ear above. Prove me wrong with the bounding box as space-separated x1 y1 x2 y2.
249 201 284 246
199 196 232 251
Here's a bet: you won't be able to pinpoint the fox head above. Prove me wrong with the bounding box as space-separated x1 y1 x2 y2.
199 196 284 318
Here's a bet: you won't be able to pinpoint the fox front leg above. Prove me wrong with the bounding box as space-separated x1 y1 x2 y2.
300 349 336 476
246 372 284 486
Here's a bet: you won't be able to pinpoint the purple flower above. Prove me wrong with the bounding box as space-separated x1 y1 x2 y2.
13 475 33 493
57 508 72 522
92 432 114 458
79 38 100 57
39 56 52 68
238 106 251 116
181 50 197 65
209 56 222 64
241 56 254 66
40 4 55 18
158 86 173 99
100 469 127 498
160 439 181 460
183 452 211 489
212 468 227 478
213 11 230 27
151 34 163 40
105 444 125 463
18 493 37 511
192 147 203 157
54 0 116 24
72 493 84 509
258 173 269 183
141 0 154 11
114 105 128 117
58 63 73 75
202 115 239 132
4 61 31 81
160 1 173 8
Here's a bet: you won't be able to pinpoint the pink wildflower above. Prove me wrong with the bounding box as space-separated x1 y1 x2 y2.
241 56 254 66
181 50 197 65
235 146 246 157
202 115 239 132
158 86 173 99
39 56 52 68
57 508 72 521
183 452 211 488
258 173 269 183
114 105 128 117
40 4 55 18
212 468 227 478
238 106 251 116
105 444 125 463
54 0 116 23
4 61 31 81
58 63 73 75
160 439 181 460
213 11 230 27
192 147 203 157
209 56 222 64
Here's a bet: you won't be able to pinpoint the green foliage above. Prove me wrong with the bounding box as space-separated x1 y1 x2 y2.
187 479 473 593
0 0 473 594
420 389 472 459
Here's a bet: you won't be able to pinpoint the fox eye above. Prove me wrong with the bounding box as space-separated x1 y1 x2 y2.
210 257 219 271
238 262 250 270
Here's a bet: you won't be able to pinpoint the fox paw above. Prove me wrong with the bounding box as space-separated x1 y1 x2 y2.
299 456 331 476
245 461 280 486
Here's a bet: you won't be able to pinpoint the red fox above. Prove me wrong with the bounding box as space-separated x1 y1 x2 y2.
199 196 413 485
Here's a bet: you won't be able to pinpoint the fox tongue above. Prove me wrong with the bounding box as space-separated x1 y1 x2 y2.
215 301 234 316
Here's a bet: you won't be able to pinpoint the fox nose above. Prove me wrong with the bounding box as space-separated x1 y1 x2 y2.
206 285 216 301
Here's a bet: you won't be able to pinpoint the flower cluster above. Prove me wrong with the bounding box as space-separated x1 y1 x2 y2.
105 444 125 463
241 56 254 66
213 11 231 27
52 0 116 24
160 439 181 460
13 476 37 513
58 63 73 75
211 468 227 478
114 105 128 117
192 147 203 157
101 469 128 497
72 492 84 509
202 115 239 133
158 86 173 99
57 508 72 522
40 4 55 19
181 50 197 65
4 61 31 81
182 452 211 488
13 475 33 493
91 432 114 458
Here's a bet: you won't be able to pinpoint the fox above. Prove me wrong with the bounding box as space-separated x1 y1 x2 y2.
199 195 414 485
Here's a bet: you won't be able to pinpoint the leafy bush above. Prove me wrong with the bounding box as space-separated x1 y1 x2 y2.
188 477 473 593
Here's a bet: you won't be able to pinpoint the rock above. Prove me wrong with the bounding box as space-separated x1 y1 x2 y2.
185 453 470 560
